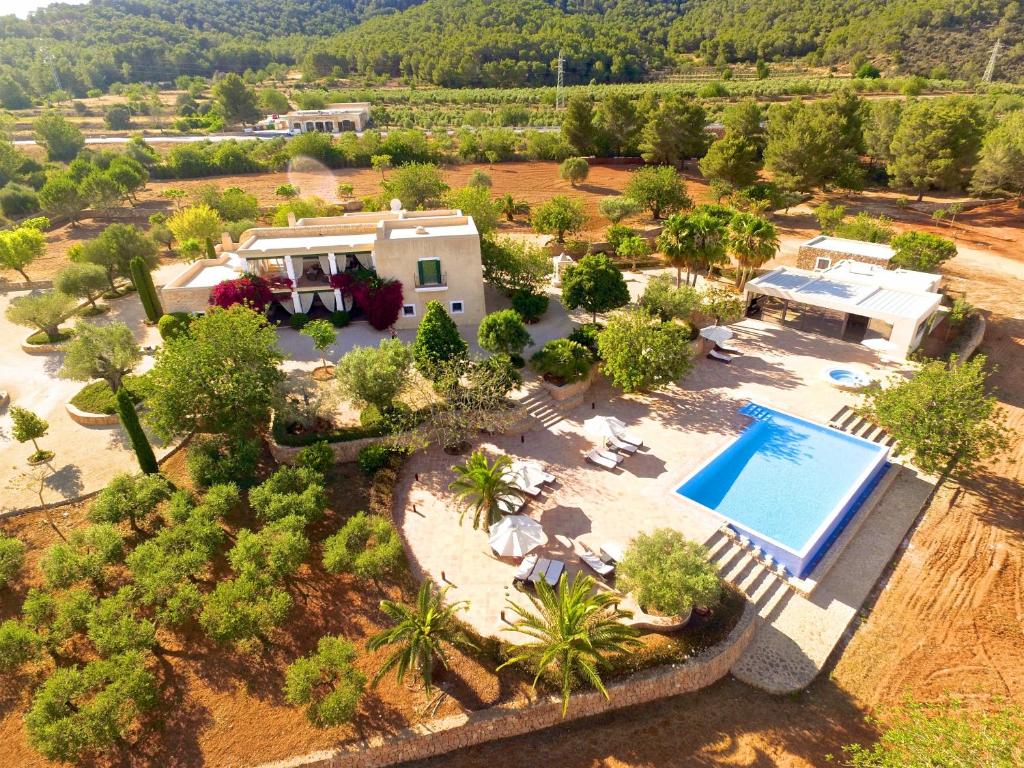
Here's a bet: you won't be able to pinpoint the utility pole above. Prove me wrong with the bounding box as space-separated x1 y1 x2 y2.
556 49 565 110
982 37 1002 83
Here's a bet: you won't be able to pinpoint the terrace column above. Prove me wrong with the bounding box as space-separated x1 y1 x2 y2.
327 253 344 311
291 291 302 313
282 256 302 313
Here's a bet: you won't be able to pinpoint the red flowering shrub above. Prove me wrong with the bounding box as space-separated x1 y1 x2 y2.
330 271 403 330
209 274 275 312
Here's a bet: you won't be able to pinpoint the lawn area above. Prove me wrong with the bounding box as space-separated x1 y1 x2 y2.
68 374 149 415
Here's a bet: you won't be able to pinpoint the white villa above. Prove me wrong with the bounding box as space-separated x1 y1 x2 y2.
258 103 371 134
161 204 487 329
744 259 944 359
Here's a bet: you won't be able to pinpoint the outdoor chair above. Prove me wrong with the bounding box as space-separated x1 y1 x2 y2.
605 435 638 454
512 553 539 586
577 542 615 581
606 417 644 447
586 449 622 469
707 348 733 363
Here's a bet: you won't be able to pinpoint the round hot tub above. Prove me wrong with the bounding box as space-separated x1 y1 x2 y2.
821 365 871 390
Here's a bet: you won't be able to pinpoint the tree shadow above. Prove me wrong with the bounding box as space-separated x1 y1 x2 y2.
42 462 84 499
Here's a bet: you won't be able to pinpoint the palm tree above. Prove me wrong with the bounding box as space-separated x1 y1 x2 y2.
448 451 523 529
367 581 468 692
727 212 779 289
656 211 727 288
499 573 641 716
497 193 530 223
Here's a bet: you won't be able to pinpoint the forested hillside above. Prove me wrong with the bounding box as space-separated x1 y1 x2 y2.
669 0 1023 77
0 0 1021 100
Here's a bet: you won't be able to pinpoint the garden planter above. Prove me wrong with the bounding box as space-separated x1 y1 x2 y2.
20 333 70 355
539 366 598 401
623 598 693 633
65 400 122 427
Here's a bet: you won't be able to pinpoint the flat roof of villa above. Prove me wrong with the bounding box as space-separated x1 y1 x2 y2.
802 235 894 261
233 210 477 257
747 266 942 324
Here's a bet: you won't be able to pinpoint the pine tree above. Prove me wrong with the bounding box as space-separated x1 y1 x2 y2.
130 256 162 324
116 387 157 474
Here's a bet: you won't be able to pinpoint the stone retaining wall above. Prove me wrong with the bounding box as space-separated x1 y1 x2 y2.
269 405 532 465
65 401 123 427
541 365 598 401
20 334 68 355
258 602 759 768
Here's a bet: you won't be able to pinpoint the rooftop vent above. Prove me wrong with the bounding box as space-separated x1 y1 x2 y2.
415 226 429 235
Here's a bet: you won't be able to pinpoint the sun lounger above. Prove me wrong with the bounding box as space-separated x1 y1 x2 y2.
600 541 625 564
714 341 741 355
606 435 638 454
578 545 615 579
541 558 565 587
513 554 539 585
606 418 644 447
511 461 556 487
707 348 733 363
497 493 526 514
586 449 621 469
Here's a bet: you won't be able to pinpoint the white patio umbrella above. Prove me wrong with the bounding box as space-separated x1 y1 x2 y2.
699 325 734 344
583 415 619 441
488 515 547 558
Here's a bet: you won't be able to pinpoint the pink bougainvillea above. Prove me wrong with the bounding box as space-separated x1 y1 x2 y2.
331 271 403 330
209 274 275 312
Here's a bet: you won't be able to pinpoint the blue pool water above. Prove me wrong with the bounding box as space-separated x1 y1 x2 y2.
675 403 889 577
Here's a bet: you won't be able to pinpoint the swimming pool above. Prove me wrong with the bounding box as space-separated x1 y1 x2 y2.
675 403 889 579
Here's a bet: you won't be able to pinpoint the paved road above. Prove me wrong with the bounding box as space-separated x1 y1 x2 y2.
11 125 564 146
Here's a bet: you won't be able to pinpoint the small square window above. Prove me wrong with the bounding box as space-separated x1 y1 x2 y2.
814 256 832 271
402 304 416 318
450 300 464 315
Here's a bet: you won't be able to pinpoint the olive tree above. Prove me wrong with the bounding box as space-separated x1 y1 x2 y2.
6 291 76 342
54 263 108 309
322 511 403 581
88 472 171 531
24 652 157 762
285 635 366 727
531 195 586 243
59 320 141 393
561 254 630 323
335 338 413 412
0 225 45 283
0 533 26 590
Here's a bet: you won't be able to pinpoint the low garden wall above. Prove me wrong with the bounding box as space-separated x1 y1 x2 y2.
64 401 123 427
20 334 68 355
540 366 599 402
258 601 759 768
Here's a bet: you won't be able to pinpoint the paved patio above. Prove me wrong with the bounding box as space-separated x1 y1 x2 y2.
394 319 912 645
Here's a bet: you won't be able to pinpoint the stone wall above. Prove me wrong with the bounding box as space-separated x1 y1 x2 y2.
795 246 889 272
540 365 599 401
65 401 121 427
257 602 759 768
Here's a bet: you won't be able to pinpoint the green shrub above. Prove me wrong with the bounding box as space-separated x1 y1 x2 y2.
285 635 366 727
329 310 350 328
0 184 40 217
567 323 602 358
357 443 393 476
322 511 403 580
157 311 191 340
530 338 592 385
248 466 327 525
510 290 549 323
616 529 721 616
0 534 26 589
186 434 261 489
289 312 310 330
295 440 333 476
69 376 146 415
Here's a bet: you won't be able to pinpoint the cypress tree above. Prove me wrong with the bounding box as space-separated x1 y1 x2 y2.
413 300 468 379
205 238 217 260
116 387 157 474
130 256 162 323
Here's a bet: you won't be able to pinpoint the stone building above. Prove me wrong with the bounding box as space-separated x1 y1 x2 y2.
796 235 895 272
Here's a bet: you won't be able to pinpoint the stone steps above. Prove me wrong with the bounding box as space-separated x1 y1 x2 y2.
829 405 897 448
706 529 793 619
